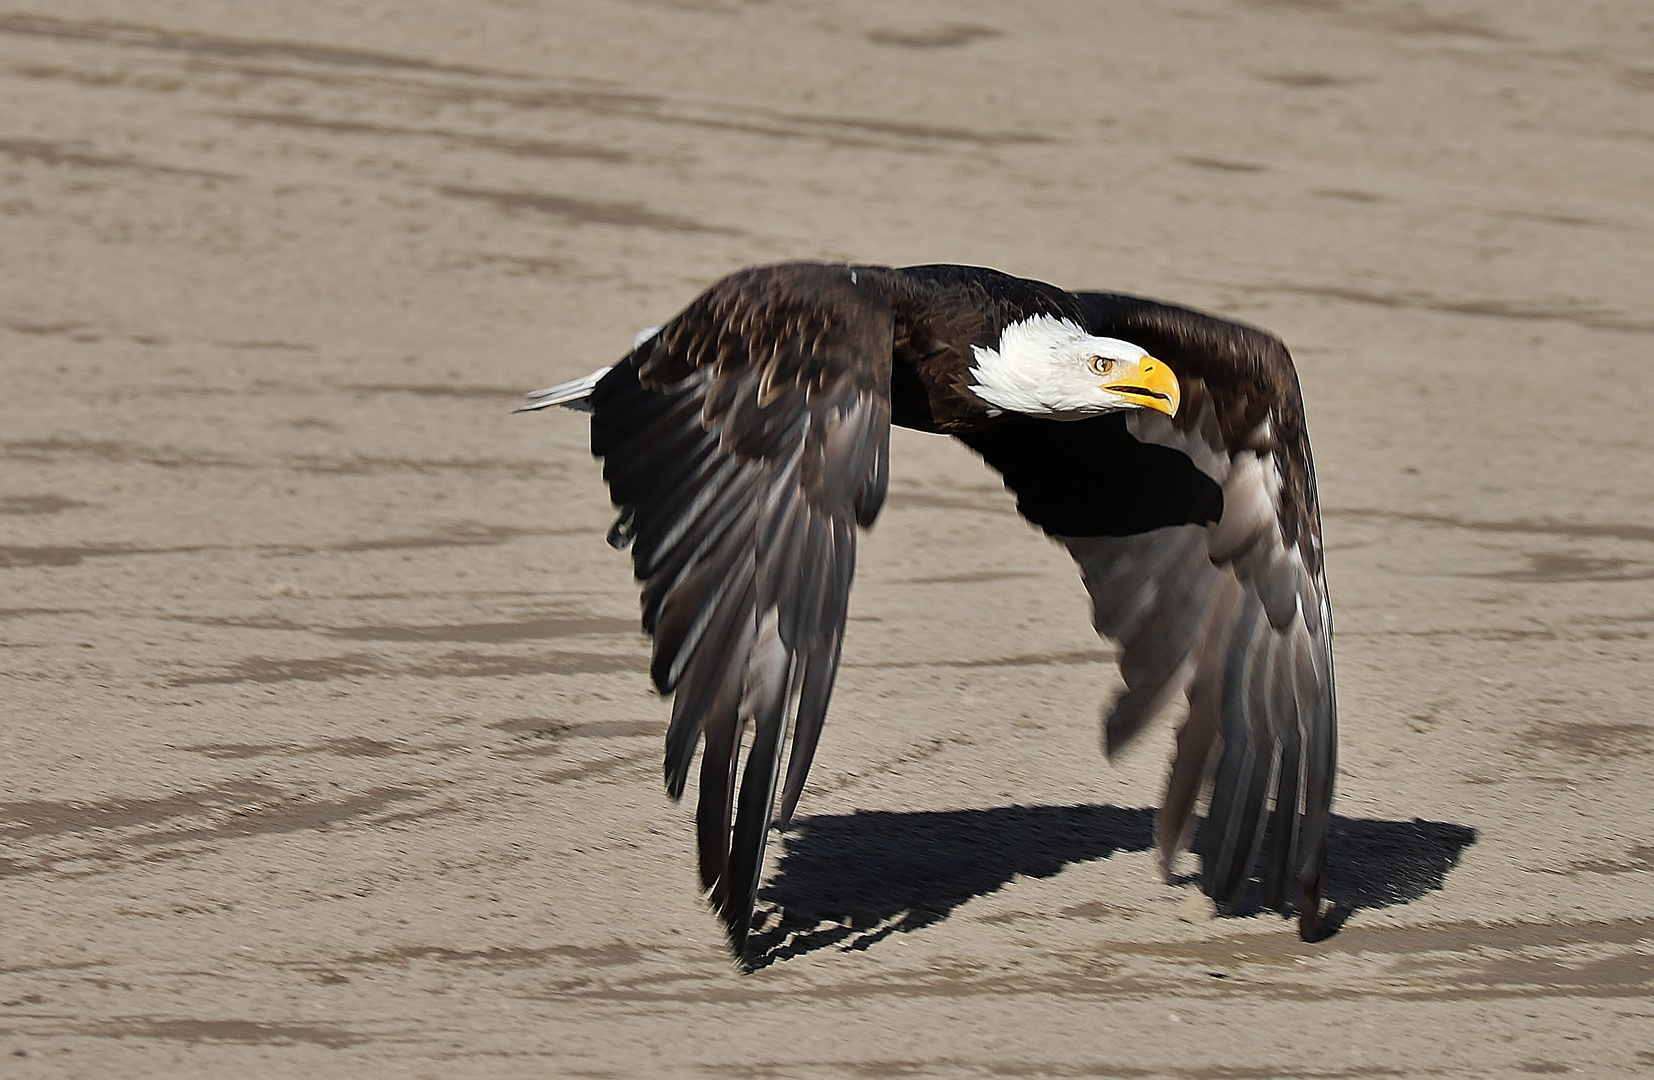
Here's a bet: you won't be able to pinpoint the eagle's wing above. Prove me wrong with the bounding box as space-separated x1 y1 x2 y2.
589 264 892 953
958 294 1336 938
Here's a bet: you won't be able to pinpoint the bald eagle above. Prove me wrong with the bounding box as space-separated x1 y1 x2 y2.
523 262 1336 959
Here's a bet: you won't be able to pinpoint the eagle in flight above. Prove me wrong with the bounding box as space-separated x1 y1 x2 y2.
523 262 1337 961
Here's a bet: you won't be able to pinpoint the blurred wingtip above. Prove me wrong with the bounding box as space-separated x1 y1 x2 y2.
1297 880 1324 941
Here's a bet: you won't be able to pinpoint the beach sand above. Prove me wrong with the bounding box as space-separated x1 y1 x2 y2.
1 2 1651 1075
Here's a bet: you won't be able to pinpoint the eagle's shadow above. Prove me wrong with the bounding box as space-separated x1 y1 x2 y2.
748 805 1476 968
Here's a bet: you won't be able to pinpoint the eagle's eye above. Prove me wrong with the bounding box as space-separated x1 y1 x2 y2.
1089 356 1115 375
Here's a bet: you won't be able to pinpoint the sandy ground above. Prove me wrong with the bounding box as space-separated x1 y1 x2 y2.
1 2 1651 1076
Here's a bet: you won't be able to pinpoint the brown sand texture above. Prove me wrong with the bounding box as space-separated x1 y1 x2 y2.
2 2 1652 1076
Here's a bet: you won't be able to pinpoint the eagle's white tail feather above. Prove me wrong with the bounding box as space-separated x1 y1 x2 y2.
516 366 613 413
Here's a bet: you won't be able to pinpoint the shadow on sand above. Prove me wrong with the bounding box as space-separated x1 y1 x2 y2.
749 805 1476 968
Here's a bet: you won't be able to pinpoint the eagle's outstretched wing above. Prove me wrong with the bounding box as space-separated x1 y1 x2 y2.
960 293 1336 937
589 264 892 953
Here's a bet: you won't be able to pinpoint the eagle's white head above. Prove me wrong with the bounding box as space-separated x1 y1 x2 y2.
967 315 1180 419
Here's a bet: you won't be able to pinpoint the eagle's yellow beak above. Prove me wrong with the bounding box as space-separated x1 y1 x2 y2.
1102 355 1180 417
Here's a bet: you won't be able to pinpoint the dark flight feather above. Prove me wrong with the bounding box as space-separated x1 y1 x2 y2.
589 264 892 954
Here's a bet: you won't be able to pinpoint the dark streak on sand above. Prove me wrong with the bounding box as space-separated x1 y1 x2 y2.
0 495 93 516
325 613 638 642
74 1017 368 1048
1525 720 1654 760
1479 553 1654 583
166 647 645 686
437 184 737 235
1244 282 1654 334
0 437 560 478
0 13 518 79
0 525 547 569
0 780 423 844
866 25 1002 50
0 137 237 179
218 109 635 163
179 736 461 760
1329 508 1654 546
343 382 524 399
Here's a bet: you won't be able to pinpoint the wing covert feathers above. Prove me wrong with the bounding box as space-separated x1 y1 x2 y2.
589 264 892 958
